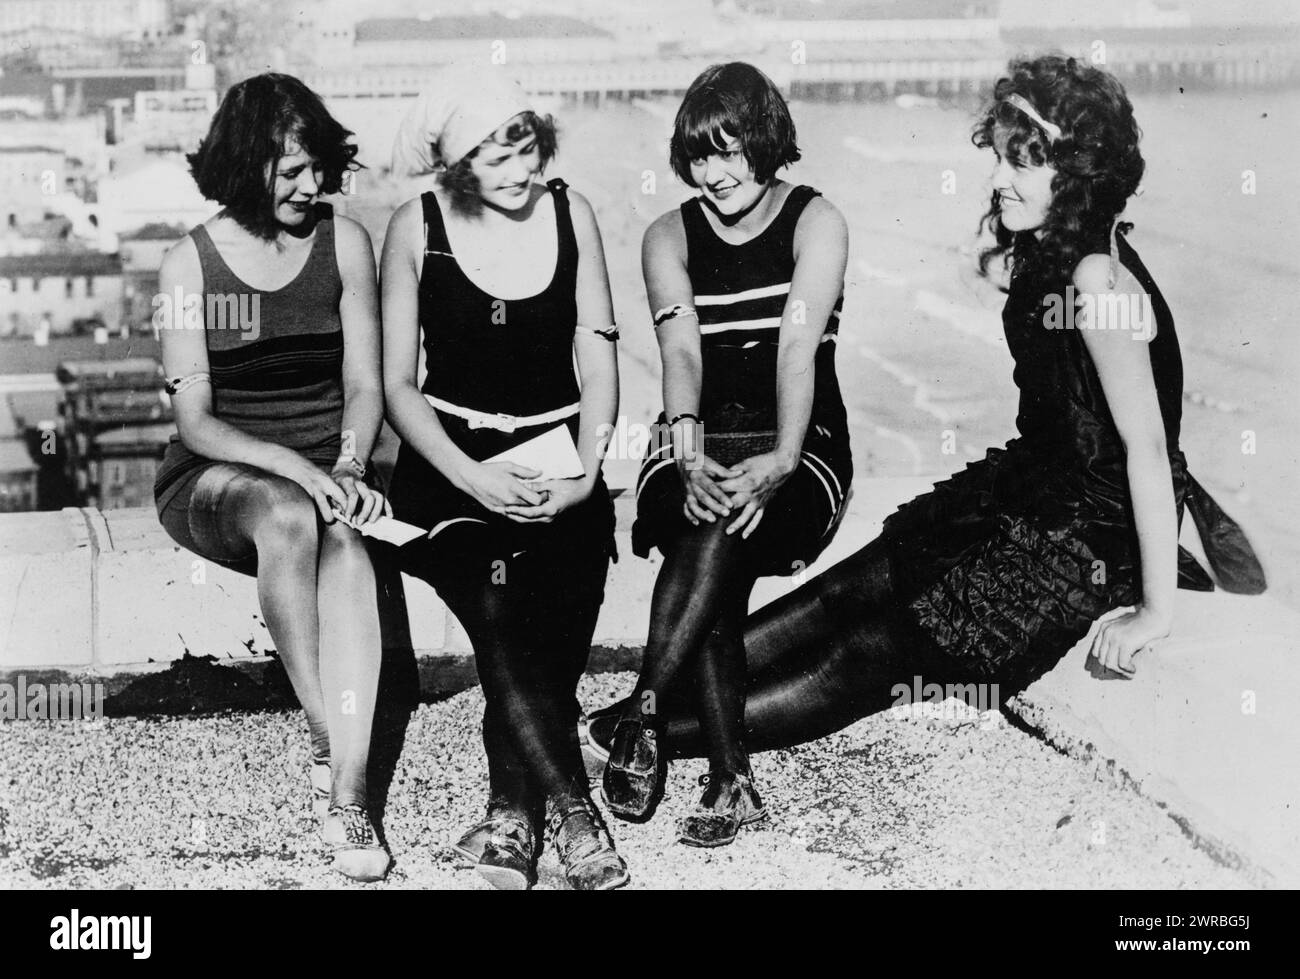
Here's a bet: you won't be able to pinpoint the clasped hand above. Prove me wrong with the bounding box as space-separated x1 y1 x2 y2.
459 459 590 524
679 451 793 538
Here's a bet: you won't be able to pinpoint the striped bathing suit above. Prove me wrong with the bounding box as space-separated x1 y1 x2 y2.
632 184 853 576
153 204 346 565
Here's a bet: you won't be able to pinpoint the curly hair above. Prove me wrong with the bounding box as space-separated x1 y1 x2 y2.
436 111 558 218
972 55 1144 289
187 73 361 241
669 62 801 186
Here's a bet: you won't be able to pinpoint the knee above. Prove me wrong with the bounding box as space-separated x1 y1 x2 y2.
247 479 319 552
321 519 374 566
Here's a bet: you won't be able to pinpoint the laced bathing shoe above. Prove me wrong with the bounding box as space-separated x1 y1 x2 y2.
677 770 768 848
323 804 391 882
601 717 667 821
449 796 530 868
546 797 630 891
476 812 536 891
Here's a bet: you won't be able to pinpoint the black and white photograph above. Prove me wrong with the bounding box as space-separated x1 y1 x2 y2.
0 0 1295 938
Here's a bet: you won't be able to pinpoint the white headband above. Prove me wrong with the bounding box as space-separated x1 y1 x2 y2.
1004 93 1062 142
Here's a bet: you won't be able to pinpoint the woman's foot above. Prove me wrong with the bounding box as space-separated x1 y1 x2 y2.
677 770 768 848
309 758 331 822
601 716 666 821
578 713 612 780
449 796 530 868
546 796 630 891
476 811 536 891
323 804 391 882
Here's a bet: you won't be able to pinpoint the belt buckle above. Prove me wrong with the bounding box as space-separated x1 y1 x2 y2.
466 409 518 433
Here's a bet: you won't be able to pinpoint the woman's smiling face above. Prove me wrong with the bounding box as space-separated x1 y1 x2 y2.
990 123 1056 235
269 140 322 228
690 132 765 216
469 114 543 212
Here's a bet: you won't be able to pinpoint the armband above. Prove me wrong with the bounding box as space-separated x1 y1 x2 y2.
652 304 697 328
576 324 620 341
163 372 210 396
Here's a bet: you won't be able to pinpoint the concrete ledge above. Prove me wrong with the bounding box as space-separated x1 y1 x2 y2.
1 476 1297 885
0 477 933 670
1007 594 1300 888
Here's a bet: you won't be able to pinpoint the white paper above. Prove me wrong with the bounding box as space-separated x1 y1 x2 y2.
483 425 586 482
331 510 427 546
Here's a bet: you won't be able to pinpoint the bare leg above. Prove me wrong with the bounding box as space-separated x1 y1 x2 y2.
224 474 331 765
315 520 382 807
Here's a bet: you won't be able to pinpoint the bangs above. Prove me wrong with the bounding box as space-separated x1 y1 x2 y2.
677 98 743 163
669 62 800 186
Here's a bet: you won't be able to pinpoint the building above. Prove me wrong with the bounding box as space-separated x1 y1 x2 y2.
55 356 171 510
118 222 186 334
0 395 38 511
352 13 618 67
737 0 1001 42
0 0 172 40
0 435 38 510
0 251 125 338
95 156 214 236
0 145 66 226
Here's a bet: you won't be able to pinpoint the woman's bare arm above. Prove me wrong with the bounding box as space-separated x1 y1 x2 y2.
1074 254 1178 674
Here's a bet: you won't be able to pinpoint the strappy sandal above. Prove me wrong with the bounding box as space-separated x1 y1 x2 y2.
546 797 630 891
323 804 391 882
677 770 769 848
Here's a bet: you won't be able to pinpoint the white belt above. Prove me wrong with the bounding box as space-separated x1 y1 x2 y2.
424 394 579 434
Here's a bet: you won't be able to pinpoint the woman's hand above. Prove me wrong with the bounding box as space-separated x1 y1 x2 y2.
456 460 546 514
678 455 740 526
330 470 392 525
716 452 797 538
1088 603 1172 676
501 477 592 524
274 453 349 523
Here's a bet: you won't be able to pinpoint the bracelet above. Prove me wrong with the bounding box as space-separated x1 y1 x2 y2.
333 456 366 480
668 412 701 428
163 372 210 396
653 304 697 328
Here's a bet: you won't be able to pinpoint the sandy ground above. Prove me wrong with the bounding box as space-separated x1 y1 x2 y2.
0 672 1248 890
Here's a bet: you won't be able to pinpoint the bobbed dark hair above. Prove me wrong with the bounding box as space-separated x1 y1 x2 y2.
187 72 361 240
972 55 1145 288
669 62 801 186
437 111 558 218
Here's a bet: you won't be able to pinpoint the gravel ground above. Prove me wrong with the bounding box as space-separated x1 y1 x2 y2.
0 672 1249 890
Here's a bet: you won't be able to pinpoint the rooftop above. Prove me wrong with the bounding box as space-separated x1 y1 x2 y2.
0 337 160 376
354 14 613 43
737 0 996 20
0 436 36 474
0 252 122 278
